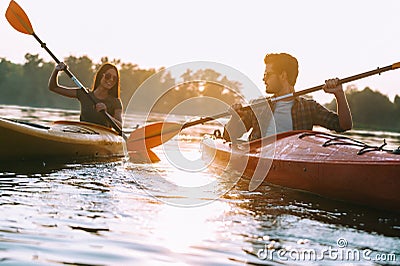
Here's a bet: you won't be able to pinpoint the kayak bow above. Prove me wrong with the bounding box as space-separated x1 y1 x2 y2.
0 118 125 162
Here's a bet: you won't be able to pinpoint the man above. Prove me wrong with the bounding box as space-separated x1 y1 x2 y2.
223 53 352 142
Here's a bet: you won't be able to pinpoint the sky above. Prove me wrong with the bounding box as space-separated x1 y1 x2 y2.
1 0 400 104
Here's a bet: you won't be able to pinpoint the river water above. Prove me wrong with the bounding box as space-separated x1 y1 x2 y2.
0 104 399 265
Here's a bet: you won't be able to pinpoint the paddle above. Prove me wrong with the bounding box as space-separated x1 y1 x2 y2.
127 62 400 151
5 0 161 162
5 0 123 137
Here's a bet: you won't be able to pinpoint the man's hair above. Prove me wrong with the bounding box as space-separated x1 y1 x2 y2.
264 53 299 86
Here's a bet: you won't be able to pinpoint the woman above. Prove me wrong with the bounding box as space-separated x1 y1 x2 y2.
48 62 123 129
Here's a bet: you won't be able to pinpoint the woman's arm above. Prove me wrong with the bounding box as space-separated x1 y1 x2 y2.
48 62 78 99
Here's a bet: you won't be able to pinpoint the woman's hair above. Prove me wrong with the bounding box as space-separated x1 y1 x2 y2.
264 53 299 86
92 63 120 98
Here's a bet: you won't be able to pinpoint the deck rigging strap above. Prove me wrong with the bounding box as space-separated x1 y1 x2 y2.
298 132 400 155
61 126 99 135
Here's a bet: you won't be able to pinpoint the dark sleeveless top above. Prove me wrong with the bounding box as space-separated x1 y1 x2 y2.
77 90 122 127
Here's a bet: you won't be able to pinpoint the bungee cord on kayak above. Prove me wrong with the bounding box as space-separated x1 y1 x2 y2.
298 132 400 155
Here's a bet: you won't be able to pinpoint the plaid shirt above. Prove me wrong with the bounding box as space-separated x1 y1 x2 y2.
223 96 344 141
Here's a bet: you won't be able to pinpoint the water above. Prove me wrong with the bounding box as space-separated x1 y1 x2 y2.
0 104 399 265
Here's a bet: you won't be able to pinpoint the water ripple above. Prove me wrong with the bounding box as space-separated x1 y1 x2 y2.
1 105 399 265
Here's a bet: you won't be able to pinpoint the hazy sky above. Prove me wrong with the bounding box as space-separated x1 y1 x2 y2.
1 0 399 104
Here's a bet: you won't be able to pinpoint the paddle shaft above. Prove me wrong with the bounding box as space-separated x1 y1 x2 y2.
31 33 124 136
182 63 399 129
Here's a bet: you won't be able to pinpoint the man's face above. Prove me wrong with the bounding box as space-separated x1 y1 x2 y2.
263 63 282 94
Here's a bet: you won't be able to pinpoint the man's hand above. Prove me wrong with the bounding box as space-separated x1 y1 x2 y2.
323 78 343 96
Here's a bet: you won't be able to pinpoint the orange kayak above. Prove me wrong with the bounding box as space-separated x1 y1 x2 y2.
201 130 400 211
0 118 125 162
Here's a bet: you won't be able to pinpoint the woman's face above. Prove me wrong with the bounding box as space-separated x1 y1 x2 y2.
101 68 118 90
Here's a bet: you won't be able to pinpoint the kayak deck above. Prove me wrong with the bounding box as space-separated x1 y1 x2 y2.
0 118 125 162
201 130 400 211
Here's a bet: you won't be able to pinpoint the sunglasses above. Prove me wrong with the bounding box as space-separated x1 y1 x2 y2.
264 71 277 80
103 73 118 82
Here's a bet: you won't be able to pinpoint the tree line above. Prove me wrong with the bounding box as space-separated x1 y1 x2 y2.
0 54 242 115
325 85 400 132
1 54 399 132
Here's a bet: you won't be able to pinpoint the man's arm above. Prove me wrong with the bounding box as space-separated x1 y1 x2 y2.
323 78 353 131
223 103 253 142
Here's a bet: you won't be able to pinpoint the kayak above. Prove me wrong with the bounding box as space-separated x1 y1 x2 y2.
201 130 400 211
0 117 125 162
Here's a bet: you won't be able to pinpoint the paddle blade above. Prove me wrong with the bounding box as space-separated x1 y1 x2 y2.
392 62 400 69
128 149 160 164
5 1 34 35
127 122 183 151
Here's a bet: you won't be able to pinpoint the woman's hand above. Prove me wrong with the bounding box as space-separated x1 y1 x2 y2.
55 62 67 72
95 103 107 112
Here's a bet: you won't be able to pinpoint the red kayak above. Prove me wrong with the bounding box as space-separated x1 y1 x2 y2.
201 130 400 211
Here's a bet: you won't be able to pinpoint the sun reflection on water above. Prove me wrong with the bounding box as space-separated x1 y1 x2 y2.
150 201 233 254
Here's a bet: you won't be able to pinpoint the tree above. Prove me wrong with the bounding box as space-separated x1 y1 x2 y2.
60 55 95 88
150 68 243 115
394 95 400 130
0 57 23 104
0 54 244 117
20 54 57 107
325 86 397 131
